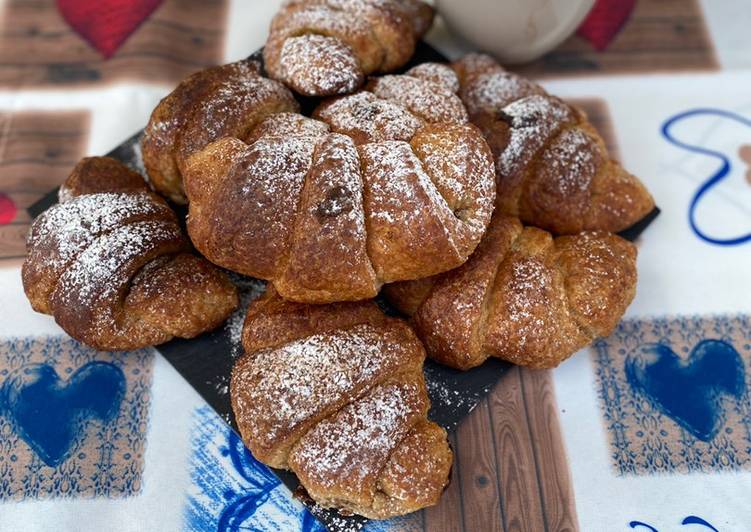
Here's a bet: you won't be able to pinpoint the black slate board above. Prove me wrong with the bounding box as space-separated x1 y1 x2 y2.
28 41 659 532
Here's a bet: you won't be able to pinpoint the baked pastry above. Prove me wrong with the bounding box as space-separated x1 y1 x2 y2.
22 157 238 351
231 287 452 518
183 69 495 304
141 58 299 203
452 54 655 234
59 156 147 202
313 62 468 143
264 0 434 97
385 214 637 369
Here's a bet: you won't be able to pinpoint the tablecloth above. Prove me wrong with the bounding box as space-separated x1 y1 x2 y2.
1 1 750 530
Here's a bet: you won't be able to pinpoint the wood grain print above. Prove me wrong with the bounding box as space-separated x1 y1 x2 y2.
416 367 578 532
0 110 89 262
0 0 228 88
514 0 718 78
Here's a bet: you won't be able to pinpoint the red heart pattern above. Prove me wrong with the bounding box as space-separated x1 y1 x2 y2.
577 0 637 51
56 0 164 59
0 193 17 225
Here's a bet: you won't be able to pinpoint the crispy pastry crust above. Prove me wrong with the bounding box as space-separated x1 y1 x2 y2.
263 0 434 97
141 58 299 203
452 53 655 234
22 157 238 351
385 214 638 369
231 287 452 519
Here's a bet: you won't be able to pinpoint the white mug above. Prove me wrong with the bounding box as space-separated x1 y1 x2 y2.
435 0 595 64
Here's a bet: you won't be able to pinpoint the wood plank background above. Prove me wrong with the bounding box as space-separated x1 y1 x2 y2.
0 110 89 261
417 367 578 532
0 0 228 88
514 0 717 78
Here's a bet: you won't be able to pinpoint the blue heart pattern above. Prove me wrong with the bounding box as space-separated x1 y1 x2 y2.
625 340 745 441
0 361 126 467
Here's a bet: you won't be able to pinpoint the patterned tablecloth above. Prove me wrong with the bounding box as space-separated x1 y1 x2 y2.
1 1 750 531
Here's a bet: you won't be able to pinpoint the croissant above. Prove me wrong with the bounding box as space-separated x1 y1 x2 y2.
141 58 299 203
231 287 452 518
452 54 655 235
184 67 495 304
22 157 238 351
384 214 638 369
264 0 434 97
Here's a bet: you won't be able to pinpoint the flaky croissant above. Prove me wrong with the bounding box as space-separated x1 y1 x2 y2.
22 157 238 351
452 54 655 234
184 67 495 304
141 58 299 203
264 0 433 97
231 287 452 519
385 214 637 369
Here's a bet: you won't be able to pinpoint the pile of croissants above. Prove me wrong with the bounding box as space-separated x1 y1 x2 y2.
22 0 654 521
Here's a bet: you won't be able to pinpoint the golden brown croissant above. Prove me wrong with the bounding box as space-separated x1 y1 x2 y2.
452 54 655 234
22 157 238 351
141 58 299 203
183 68 495 304
385 214 638 369
264 0 434 97
231 287 452 519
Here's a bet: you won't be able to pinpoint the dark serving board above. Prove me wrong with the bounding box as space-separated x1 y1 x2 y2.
28 41 659 532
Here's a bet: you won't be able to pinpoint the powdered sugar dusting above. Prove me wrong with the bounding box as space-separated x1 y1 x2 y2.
406 62 459 93
369 74 467 125
179 67 296 164
29 192 171 274
463 71 544 117
266 0 431 97
411 127 495 243
280 34 361 95
503 257 563 345
285 132 374 279
249 112 329 142
360 141 460 259
317 92 424 144
224 134 318 275
240 136 318 198
57 185 73 203
558 232 635 326
540 128 598 197
291 379 423 491
424 365 472 409
144 58 265 165
54 219 183 339
361 142 429 225
497 95 574 178
232 323 415 450
305 501 365 532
